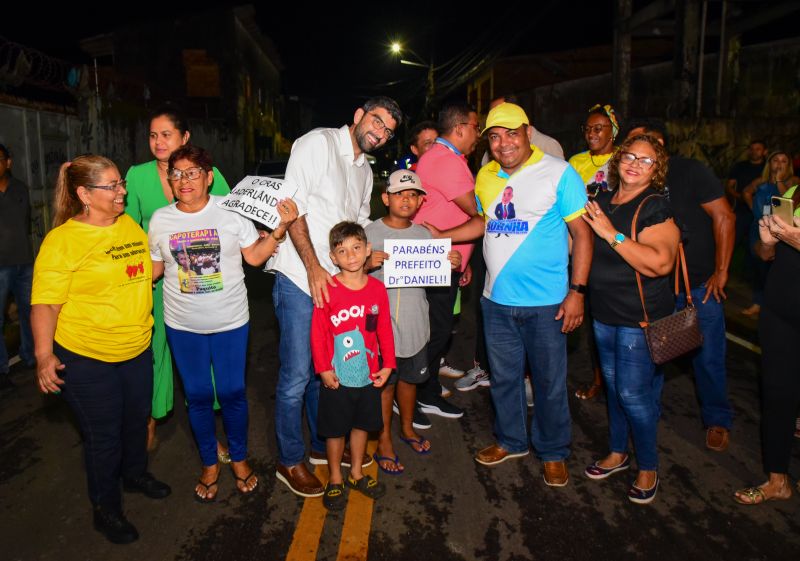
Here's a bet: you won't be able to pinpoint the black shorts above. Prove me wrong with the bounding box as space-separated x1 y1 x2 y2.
387 345 430 385
317 384 383 438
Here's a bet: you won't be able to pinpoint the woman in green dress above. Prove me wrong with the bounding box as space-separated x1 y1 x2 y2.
125 104 230 451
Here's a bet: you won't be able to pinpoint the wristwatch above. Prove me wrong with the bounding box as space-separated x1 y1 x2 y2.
569 283 587 294
609 232 625 248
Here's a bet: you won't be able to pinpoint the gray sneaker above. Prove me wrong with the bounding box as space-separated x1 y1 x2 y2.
456 366 491 392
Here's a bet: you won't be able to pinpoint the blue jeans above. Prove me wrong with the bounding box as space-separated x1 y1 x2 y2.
165 323 250 467
56 342 152 510
0 264 34 373
676 286 733 429
273 273 324 466
481 298 570 461
593 320 663 471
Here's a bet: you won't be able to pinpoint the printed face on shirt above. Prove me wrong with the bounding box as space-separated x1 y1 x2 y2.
381 189 424 219
487 125 532 175
149 115 190 163
501 187 513 204
410 128 437 158
353 107 397 154
330 235 372 273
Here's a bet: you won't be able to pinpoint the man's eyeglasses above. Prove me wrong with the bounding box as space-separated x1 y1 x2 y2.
368 112 394 140
460 122 480 133
167 167 205 181
86 179 127 191
580 124 612 134
619 152 656 169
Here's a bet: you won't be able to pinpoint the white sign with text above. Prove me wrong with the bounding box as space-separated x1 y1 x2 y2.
217 176 297 229
383 239 451 288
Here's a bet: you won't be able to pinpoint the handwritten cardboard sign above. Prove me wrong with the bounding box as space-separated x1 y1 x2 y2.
217 176 297 229
382 239 451 288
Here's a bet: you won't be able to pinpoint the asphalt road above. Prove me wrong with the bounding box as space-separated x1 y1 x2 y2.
1 270 798 561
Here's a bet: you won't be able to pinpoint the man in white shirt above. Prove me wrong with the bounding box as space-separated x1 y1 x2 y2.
270 96 402 498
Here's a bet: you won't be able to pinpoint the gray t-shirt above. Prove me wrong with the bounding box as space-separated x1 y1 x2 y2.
365 219 430 358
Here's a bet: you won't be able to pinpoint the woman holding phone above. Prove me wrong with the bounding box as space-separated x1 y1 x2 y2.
735 184 800 504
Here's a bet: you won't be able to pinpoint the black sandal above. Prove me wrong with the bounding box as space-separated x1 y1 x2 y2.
234 469 258 495
194 478 218 503
346 475 385 500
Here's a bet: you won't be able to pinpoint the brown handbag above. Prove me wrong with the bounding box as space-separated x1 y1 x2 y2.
631 195 703 365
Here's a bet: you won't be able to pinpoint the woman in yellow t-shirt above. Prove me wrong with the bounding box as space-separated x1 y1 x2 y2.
31 155 169 545
568 103 620 401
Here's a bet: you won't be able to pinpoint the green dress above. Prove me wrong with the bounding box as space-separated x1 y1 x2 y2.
125 160 231 418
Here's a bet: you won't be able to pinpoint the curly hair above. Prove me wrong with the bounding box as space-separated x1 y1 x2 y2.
607 134 669 191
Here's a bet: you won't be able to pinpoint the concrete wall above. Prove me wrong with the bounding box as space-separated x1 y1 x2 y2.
0 101 244 254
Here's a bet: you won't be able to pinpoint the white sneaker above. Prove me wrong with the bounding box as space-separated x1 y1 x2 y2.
456 366 491 391
525 377 534 408
441 386 453 398
439 358 465 379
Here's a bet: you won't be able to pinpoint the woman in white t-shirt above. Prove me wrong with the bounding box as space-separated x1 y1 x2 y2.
148 145 297 502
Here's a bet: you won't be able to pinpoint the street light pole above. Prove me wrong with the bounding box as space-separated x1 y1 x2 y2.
391 42 436 118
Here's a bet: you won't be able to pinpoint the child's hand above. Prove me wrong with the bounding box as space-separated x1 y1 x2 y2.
320 370 340 389
447 250 462 270
371 367 392 388
366 250 389 271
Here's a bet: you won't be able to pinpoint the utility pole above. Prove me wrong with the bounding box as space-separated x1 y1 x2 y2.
612 0 632 121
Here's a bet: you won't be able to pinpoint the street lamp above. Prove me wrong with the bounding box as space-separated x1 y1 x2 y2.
390 42 436 117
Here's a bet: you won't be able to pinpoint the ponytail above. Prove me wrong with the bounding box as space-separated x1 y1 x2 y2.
51 155 118 228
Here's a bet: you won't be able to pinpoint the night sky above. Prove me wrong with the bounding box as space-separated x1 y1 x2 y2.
4 2 794 125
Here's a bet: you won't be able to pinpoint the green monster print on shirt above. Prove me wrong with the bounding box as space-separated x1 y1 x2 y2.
332 327 374 387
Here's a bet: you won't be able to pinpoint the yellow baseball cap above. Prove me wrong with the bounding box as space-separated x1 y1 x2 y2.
482 103 529 135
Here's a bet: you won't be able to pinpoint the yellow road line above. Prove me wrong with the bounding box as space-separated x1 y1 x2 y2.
336 441 378 561
725 331 761 354
285 440 380 561
285 464 329 561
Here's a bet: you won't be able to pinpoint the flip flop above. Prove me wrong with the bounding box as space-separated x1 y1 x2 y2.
399 435 432 455
233 469 259 495
194 478 218 504
373 453 404 475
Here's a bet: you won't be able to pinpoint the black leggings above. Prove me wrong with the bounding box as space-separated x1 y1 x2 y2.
758 306 800 474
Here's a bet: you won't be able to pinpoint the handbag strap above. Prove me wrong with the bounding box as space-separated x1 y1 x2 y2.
630 194 690 326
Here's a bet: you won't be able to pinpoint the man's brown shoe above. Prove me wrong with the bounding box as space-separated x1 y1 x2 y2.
474 444 529 466
276 463 324 497
543 461 569 487
706 426 729 452
309 449 373 468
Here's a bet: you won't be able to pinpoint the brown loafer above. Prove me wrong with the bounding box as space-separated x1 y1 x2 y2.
543 460 569 487
276 463 324 497
706 426 729 452
308 449 373 468
474 444 529 466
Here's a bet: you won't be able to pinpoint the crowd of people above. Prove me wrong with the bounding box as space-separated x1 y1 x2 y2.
0 92 798 544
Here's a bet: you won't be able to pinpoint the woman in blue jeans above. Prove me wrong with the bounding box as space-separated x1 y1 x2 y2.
581 134 680 504
148 145 297 502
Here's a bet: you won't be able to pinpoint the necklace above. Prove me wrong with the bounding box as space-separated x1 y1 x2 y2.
589 151 612 167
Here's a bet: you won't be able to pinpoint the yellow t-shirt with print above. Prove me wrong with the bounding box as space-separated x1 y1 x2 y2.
32 214 154 362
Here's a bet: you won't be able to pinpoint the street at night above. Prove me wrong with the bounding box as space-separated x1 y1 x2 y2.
2 271 798 561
